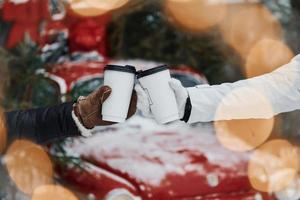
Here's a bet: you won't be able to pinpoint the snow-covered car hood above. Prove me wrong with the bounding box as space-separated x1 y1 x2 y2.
53 115 273 200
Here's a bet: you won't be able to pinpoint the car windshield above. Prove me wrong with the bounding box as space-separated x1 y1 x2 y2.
171 72 205 87
71 77 104 100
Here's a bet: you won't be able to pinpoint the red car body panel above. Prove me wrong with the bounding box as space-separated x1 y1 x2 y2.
56 162 138 198
47 61 107 93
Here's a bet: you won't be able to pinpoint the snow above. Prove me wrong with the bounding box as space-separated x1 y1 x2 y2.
64 115 249 187
275 177 300 200
206 173 219 187
9 0 29 5
254 193 263 200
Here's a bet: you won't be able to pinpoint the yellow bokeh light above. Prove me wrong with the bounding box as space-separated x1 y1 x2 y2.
69 0 108 17
4 140 53 194
165 0 227 32
85 0 129 10
219 4 282 58
32 185 78 200
245 39 294 78
248 139 299 193
215 118 274 152
215 87 274 152
0 107 7 153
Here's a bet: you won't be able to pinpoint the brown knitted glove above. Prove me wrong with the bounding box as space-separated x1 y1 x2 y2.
72 86 137 136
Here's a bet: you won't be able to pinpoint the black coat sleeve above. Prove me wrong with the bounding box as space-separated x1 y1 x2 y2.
5 102 81 145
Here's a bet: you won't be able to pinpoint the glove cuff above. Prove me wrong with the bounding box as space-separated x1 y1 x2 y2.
71 110 92 137
180 96 192 123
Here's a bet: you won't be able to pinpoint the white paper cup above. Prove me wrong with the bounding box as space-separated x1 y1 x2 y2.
102 65 136 123
137 65 179 124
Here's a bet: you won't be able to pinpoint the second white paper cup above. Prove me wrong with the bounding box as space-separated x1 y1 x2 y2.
137 65 179 124
102 65 136 123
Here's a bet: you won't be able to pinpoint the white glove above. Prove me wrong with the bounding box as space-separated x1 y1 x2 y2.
275 177 300 200
135 84 152 118
135 78 188 119
169 78 189 119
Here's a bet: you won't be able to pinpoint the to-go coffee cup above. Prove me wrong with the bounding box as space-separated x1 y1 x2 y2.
102 65 136 123
137 65 179 124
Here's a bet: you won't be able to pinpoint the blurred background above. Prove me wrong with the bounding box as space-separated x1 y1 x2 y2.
1 0 300 200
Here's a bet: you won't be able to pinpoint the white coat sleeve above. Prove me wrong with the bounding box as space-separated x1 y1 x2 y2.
187 54 300 123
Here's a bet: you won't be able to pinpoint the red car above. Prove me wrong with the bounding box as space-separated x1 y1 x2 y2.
48 60 274 200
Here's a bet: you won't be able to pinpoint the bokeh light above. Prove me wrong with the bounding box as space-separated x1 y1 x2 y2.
215 87 274 152
245 39 294 78
0 107 7 153
4 140 53 194
32 185 78 200
248 139 299 193
219 4 282 58
86 0 129 10
165 0 227 32
69 0 108 17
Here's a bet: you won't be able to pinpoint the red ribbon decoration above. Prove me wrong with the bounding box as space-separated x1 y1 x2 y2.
2 0 50 48
67 13 111 57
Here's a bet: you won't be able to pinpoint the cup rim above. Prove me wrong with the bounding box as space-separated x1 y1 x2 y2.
105 65 136 74
136 65 168 79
